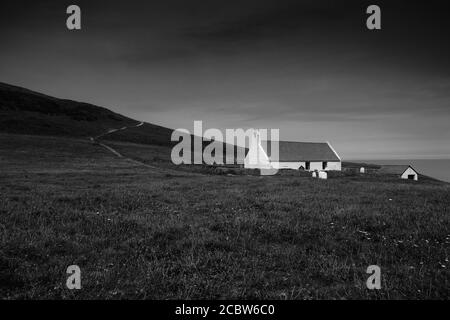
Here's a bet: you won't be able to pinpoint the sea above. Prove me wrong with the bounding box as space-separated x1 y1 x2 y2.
351 159 450 183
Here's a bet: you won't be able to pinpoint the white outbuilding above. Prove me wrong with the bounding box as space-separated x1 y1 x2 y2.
379 165 419 181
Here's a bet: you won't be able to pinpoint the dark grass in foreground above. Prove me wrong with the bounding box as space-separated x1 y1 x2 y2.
0 134 449 299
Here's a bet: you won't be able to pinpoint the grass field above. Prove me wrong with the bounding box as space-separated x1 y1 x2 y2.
0 133 449 299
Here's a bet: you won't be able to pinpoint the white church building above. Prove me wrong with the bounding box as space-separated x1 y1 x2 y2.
244 130 341 171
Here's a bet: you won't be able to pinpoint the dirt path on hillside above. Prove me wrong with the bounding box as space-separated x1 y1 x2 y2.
93 121 144 140
90 121 201 176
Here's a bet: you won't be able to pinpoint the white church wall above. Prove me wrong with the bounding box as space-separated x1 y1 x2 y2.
271 161 341 171
244 130 272 169
326 161 341 171
271 162 303 170
309 162 323 171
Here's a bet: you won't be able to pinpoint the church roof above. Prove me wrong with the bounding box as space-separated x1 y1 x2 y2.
261 141 340 162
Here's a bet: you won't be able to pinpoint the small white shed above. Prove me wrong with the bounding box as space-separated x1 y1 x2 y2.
379 165 419 181
401 166 419 181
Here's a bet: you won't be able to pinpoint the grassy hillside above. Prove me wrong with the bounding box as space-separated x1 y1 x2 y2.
0 82 172 143
0 82 248 155
1 133 449 299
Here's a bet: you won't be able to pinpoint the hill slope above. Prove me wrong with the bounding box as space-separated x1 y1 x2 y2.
0 82 173 145
0 82 249 157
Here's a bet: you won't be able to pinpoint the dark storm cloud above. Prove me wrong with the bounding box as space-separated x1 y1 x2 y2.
1 0 449 159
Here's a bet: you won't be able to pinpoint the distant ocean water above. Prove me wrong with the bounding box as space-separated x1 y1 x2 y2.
351 159 450 183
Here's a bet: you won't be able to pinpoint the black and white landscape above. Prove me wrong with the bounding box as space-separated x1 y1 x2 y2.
0 0 449 300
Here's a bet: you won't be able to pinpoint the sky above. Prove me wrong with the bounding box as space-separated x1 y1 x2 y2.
1 0 449 160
